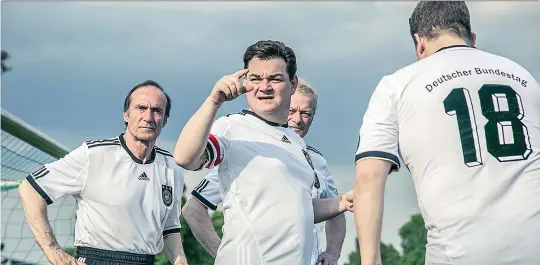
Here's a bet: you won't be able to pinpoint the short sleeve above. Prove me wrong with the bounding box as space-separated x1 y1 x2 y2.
355 76 401 172
163 165 184 237
26 143 89 205
201 117 231 170
191 167 221 210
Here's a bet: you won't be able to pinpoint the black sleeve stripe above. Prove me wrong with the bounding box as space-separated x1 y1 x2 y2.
355 151 400 171
306 145 323 157
195 180 209 193
85 138 118 145
156 150 173 157
32 166 47 176
33 169 50 180
191 190 218 210
87 142 120 149
193 179 207 191
26 175 53 205
155 147 173 157
155 146 171 153
163 228 181 237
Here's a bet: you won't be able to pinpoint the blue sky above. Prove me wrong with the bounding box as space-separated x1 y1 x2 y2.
2 2 539 264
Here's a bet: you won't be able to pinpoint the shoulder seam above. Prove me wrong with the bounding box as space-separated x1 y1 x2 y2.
86 139 120 149
155 146 172 153
156 148 173 157
225 111 244 117
307 145 323 157
85 137 118 144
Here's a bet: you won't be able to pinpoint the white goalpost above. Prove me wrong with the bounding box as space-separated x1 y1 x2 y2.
1 108 77 264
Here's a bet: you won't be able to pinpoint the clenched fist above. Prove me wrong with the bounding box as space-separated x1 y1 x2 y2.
208 69 254 105
340 190 354 212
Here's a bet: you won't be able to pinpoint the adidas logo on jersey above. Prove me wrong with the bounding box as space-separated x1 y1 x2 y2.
282 135 290 143
138 172 150 181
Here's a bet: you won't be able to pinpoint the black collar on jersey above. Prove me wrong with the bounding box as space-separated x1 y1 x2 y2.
435 44 475 54
118 133 156 164
241 109 288 128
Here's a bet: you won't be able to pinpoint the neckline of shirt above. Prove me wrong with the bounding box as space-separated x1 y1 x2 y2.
241 109 288 128
118 133 156 164
435 44 475 54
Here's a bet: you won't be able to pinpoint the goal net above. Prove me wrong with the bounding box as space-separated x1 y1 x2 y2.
1 108 76 264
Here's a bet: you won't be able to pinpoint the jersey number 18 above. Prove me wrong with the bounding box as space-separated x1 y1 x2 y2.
443 84 532 167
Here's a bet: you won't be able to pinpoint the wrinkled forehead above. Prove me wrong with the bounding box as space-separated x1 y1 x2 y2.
130 86 167 108
246 58 288 79
290 93 315 110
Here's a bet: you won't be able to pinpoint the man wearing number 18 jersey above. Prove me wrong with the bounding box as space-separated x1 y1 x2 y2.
353 2 540 265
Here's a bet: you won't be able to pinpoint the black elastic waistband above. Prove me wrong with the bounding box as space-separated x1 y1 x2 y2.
76 247 155 264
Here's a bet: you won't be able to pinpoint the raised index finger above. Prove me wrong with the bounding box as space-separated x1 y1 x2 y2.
232 69 249 78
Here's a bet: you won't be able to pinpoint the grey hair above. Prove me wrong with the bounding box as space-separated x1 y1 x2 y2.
296 78 318 113
409 1 473 46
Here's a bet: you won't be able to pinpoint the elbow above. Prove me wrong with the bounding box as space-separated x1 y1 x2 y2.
173 147 204 171
354 168 388 194
173 148 188 167
17 180 30 201
173 154 189 168
173 154 198 171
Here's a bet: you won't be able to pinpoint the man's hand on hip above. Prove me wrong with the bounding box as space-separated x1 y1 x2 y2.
45 248 85 265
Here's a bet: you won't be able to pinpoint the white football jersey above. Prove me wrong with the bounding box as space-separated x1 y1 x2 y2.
191 144 338 265
356 45 540 265
27 134 184 255
199 109 317 265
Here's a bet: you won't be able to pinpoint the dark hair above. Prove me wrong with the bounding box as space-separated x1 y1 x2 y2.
409 1 473 46
123 80 172 125
243 40 297 79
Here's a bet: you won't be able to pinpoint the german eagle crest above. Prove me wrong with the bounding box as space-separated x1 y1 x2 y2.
162 185 173 206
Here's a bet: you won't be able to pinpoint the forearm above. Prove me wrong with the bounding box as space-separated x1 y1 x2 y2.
174 98 221 170
18 181 61 254
354 171 386 265
324 213 346 255
312 196 344 224
182 199 221 257
163 233 187 264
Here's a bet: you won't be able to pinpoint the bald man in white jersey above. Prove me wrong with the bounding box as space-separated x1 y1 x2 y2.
353 2 540 265
174 40 353 265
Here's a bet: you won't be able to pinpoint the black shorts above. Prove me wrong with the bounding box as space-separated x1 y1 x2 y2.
75 247 155 265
